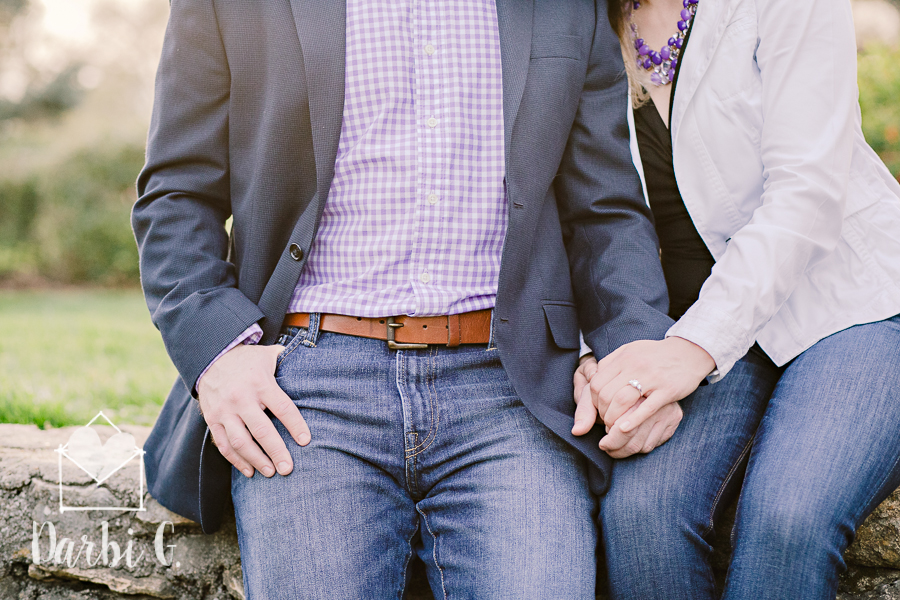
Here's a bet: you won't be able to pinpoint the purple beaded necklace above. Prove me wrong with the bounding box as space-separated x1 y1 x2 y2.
630 0 698 86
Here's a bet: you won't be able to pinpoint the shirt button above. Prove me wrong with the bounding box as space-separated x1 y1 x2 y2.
427 193 439 205
420 272 431 284
427 117 438 128
424 43 436 56
289 243 304 261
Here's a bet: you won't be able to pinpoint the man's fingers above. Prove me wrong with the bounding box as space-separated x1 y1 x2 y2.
598 403 640 451
224 416 273 475
241 408 293 477
574 366 589 404
270 343 287 365
223 415 278 477
210 423 255 478
640 420 668 454
640 403 683 453
572 381 598 436
580 358 598 381
618 390 672 433
600 421 650 459
265 342 311 449
262 384 311 447
660 421 680 446
657 404 684 448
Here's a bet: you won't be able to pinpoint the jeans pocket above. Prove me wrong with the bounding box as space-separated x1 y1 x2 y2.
275 327 309 371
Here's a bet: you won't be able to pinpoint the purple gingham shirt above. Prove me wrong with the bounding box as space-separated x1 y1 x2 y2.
293 0 507 317
200 0 506 381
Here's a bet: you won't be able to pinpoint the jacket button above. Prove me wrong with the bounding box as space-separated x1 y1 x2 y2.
289 243 304 261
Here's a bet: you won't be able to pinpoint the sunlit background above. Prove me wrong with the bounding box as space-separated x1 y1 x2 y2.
0 0 898 428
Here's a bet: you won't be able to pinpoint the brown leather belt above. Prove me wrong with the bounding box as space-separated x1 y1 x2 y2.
282 310 492 349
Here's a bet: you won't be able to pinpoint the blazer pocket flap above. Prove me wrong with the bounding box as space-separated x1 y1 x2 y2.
531 35 583 60
542 303 581 350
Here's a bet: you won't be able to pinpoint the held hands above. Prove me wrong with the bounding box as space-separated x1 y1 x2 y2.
572 354 683 457
197 344 310 479
572 337 715 458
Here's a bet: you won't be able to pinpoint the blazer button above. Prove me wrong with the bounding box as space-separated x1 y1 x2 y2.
289 243 304 261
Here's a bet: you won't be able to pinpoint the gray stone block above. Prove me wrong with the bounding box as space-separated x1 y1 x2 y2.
1 423 899 599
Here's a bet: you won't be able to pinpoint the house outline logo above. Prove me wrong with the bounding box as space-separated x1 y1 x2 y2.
55 411 146 512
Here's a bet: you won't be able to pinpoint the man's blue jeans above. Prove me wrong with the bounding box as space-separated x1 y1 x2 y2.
231 315 597 599
601 314 900 599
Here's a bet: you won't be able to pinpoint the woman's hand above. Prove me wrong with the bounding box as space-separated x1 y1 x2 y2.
590 337 714 434
573 354 684 458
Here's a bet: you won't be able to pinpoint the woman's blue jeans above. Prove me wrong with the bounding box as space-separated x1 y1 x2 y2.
231 315 597 599
601 314 900 600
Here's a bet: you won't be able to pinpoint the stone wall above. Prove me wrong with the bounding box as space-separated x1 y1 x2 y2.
1 423 900 599
0 424 242 600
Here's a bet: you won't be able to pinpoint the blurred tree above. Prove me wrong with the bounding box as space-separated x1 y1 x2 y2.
0 0 28 22
0 66 83 121
0 0 84 122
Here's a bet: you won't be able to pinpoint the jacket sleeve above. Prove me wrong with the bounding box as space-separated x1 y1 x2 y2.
132 0 264 396
667 0 857 379
555 0 674 359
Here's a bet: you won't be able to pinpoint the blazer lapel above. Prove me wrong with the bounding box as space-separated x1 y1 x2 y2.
255 0 345 342
670 0 741 141
288 0 346 202
496 0 534 155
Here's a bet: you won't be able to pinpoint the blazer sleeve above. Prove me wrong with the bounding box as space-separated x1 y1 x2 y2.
555 0 674 359
132 0 264 396
667 0 857 379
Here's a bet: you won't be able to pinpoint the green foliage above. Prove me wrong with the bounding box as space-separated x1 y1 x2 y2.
0 0 27 24
0 290 174 427
0 177 37 242
0 145 144 284
858 44 900 177
0 65 84 123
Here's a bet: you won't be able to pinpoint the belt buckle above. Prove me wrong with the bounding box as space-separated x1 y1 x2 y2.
386 316 429 350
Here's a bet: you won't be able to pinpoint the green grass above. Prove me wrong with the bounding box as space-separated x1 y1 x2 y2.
0 289 177 428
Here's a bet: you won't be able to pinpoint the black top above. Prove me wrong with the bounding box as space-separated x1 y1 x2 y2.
634 99 714 321
632 29 770 363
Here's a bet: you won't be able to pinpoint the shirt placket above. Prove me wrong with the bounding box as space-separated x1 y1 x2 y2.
410 0 445 316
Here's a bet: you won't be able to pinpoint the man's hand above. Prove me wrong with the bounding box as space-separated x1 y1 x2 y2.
597 400 682 458
198 344 310 479
572 354 599 436
573 354 682 457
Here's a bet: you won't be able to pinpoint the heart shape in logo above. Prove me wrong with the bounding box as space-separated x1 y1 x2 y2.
65 427 137 483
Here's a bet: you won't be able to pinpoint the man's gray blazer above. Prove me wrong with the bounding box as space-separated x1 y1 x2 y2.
133 0 673 533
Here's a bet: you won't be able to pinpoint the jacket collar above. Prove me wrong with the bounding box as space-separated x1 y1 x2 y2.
670 0 743 142
287 0 346 204
496 0 534 155
286 0 533 199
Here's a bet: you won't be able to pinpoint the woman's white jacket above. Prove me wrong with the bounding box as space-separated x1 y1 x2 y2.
658 0 900 379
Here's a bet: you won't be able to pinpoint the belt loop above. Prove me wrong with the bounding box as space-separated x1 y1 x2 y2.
487 310 497 350
447 314 461 347
306 313 322 345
